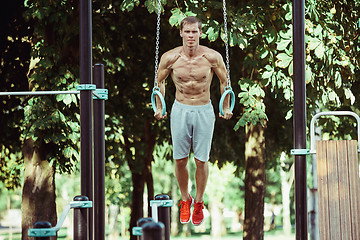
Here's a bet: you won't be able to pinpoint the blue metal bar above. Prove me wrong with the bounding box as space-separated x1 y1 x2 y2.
0 90 80 96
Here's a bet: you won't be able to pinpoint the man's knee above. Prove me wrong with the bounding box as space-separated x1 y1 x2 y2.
194 158 207 168
176 157 188 168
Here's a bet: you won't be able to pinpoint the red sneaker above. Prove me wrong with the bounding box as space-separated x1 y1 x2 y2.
192 201 204 226
179 195 193 224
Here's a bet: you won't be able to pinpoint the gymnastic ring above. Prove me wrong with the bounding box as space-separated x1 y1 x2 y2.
219 86 235 116
151 87 166 116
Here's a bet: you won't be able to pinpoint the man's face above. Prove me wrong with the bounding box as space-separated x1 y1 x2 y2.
180 23 202 48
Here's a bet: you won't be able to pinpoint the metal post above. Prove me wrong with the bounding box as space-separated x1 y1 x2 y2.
142 222 164 240
309 116 321 240
74 196 89 240
136 218 154 240
154 195 171 240
33 222 51 240
80 0 93 239
93 64 105 240
293 0 308 239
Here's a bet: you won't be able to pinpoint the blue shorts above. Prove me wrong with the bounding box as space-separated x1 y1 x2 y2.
170 100 216 162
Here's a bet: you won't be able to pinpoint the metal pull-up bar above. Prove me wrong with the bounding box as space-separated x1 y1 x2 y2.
0 84 108 99
0 90 80 96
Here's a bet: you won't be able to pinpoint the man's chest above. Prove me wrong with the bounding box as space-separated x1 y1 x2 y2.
171 57 212 81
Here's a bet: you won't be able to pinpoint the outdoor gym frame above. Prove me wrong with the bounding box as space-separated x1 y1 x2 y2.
0 0 105 239
0 63 106 240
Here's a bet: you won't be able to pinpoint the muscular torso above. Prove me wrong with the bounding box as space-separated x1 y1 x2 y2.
167 46 215 105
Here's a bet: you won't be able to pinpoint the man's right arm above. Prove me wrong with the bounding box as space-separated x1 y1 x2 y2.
154 53 172 120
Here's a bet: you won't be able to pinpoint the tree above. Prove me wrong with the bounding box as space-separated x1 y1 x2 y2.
0 0 32 189
20 1 80 238
279 152 294 236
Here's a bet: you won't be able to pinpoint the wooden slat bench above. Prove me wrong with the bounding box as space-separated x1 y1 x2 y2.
317 140 360 240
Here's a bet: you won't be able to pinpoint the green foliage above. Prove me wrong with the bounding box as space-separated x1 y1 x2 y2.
152 142 174 195
106 160 132 207
265 168 284 206
0 150 22 189
207 162 244 208
21 0 81 174
0 182 22 211
22 96 79 173
120 0 140 11
169 9 189 27
0 0 32 189
304 0 360 110
235 79 267 128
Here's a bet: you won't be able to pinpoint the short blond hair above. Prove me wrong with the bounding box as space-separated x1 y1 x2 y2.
180 16 202 31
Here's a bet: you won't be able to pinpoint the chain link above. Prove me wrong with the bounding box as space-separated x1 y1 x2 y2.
154 0 162 88
222 0 231 87
155 0 230 88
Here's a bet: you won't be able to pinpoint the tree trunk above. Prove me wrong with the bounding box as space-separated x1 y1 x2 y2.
127 120 155 240
21 139 57 240
108 204 120 239
280 153 294 236
129 172 145 240
171 177 179 236
144 121 155 215
243 123 267 240
210 199 226 238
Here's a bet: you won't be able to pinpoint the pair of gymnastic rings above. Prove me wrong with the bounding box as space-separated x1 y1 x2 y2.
151 0 235 117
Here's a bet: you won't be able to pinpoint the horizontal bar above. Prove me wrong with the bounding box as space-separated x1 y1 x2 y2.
0 90 80 96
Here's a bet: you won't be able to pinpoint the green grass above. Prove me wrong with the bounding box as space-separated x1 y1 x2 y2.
0 228 295 240
171 230 295 240
109 229 295 240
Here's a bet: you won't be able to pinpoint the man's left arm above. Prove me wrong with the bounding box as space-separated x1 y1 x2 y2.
213 52 233 120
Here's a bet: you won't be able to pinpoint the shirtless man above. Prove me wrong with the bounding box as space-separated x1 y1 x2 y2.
154 16 233 226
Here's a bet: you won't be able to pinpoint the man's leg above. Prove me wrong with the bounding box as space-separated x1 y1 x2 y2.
175 157 190 201
192 158 208 225
176 157 193 224
194 158 209 202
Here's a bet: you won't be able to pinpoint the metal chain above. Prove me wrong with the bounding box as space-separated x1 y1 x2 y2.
155 0 229 87
222 0 231 87
154 0 162 88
